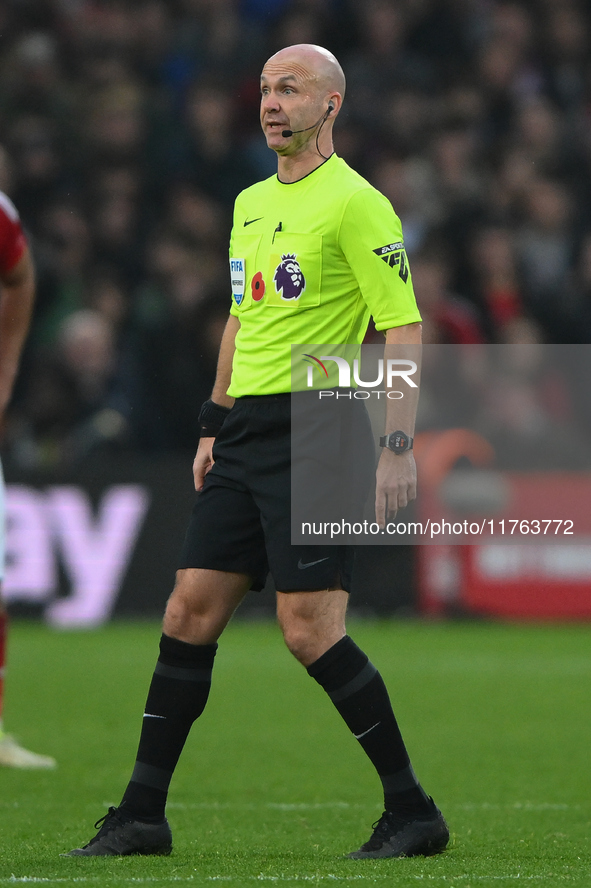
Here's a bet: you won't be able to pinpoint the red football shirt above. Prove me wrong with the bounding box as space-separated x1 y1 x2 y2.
0 191 27 276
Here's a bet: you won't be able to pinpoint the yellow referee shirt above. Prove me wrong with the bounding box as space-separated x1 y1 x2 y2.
227 153 421 397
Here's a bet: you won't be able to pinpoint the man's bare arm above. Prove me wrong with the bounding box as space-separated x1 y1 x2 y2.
0 248 35 426
375 321 422 527
210 314 240 409
193 314 240 491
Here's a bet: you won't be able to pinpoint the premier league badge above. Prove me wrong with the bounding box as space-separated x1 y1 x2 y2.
274 254 306 300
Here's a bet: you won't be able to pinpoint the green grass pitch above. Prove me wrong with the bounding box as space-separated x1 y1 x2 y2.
0 618 590 887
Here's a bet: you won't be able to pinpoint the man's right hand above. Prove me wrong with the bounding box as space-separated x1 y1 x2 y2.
193 437 216 491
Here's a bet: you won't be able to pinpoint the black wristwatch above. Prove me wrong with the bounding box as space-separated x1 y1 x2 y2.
379 431 414 454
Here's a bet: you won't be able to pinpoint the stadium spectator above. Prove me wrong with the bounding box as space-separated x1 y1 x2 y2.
516 177 575 337
370 155 442 256
170 80 259 204
411 249 485 345
14 308 132 467
468 226 526 340
0 0 589 465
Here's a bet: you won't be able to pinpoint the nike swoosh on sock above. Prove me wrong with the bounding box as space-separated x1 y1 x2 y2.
353 721 381 740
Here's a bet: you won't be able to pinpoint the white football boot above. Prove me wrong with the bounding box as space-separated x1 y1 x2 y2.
0 731 56 768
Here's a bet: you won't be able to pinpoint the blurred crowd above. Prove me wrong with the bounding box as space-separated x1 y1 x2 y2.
1 0 591 467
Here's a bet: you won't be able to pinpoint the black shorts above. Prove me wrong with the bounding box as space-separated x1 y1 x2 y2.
179 394 373 592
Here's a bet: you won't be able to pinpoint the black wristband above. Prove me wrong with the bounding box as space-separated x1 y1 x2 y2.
198 399 231 437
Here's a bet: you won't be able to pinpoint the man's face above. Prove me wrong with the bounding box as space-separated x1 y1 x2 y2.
260 58 322 155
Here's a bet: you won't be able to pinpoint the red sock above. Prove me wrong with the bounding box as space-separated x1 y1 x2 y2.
0 610 7 727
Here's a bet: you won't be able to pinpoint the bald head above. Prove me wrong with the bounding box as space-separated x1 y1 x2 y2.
263 44 346 100
260 44 345 168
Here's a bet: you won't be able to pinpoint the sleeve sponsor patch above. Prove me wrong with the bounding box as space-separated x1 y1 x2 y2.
230 257 246 305
372 243 409 283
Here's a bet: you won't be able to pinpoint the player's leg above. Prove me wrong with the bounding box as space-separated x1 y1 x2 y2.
0 591 55 768
260 391 448 858
276 584 448 858
118 568 251 821
67 567 251 857
275 586 348 666
0 456 55 769
67 467 268 857
276 582 435 806
0 596 5 726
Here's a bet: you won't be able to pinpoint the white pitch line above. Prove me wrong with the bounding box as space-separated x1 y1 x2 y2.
209 878 578 884
163 801 580 813
165 802 366 812
4 880 99 885
0 875 580 885
456 802 580 811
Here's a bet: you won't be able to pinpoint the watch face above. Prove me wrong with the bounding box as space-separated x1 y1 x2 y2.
391 431 410 452
381 431 412 452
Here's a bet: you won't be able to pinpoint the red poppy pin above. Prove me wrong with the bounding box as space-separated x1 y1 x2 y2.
251 272 265 301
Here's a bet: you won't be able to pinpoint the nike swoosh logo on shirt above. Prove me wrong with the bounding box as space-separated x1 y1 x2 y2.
244 217 263 226
143 713 166 719
297 557 330 569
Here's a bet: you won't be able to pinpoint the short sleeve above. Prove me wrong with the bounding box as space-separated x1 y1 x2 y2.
338 187 421 331
228 197 241 318
0 192 27 275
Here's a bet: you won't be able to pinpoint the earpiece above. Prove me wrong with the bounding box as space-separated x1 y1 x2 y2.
281 103 335 141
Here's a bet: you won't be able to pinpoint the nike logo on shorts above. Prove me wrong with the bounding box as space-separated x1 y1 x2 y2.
244 217 263 226
297 557 330 569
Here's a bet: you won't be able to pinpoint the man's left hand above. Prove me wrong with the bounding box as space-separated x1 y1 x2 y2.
375 449 417 528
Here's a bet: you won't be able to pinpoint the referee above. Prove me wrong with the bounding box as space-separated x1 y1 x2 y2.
68 44 449 860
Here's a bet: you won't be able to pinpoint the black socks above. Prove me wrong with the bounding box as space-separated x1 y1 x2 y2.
307 635 432 817
121 634 217 822
119 632 430 823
